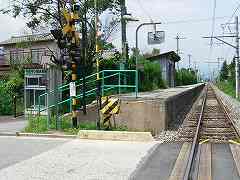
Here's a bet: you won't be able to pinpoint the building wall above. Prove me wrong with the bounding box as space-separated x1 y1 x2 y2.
153 57 176 87
2 41 58 65
1 40 63 114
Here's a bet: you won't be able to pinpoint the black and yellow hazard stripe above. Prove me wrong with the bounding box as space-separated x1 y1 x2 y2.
62 1 81 128
100 97 120 129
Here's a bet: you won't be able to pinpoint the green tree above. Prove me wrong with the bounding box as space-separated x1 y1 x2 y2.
1 0 120 30
220 60 228 81
1 0 121 77
176 68 198 86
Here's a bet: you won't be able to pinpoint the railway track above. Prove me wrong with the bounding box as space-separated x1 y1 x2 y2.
169 83 240 180
179 84 239 143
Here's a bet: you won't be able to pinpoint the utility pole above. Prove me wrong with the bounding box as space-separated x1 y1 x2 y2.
175 34 186 70
175 34 186 56
121 0 128 69
203 16 240 98
95 0 101 129
235 16 239 99
188 54 191 70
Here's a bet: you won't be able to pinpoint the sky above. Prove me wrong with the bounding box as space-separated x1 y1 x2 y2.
0 0 240 79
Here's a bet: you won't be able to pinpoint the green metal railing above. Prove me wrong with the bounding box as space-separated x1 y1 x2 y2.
37 70 138 128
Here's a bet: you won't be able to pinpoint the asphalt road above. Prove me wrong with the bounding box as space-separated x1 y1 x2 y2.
0 136 69 170
0 116 27 134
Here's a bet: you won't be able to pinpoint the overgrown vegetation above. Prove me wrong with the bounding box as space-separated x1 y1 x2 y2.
176 68 198 86
217 59 236 98
0 70 24 115
24 115 128 134
217 81 235 98
128 53 166 92
139 60 166 91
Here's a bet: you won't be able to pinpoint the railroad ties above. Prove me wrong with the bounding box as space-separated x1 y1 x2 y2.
170 83 240 180
179 85 238 143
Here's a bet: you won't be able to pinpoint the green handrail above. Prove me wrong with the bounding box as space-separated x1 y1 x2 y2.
37 70 138 115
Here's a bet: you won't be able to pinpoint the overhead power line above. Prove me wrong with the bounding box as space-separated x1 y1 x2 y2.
210 0 217 47
137 0 154 22
161 16 229 25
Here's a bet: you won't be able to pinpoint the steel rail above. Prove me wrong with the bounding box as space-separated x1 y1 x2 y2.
183 85 208 180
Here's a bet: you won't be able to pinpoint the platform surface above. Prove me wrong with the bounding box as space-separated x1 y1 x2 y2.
119 83 204 101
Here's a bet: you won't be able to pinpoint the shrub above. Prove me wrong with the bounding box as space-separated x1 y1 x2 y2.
24 116 48 133
0 80 13 115
176 68 198 86
0 70 24 115
139 60 166 91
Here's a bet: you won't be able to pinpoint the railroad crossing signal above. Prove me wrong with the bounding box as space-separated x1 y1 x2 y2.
100 97 120 129
61 2 81 128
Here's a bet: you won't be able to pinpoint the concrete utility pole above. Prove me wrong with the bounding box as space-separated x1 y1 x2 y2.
203 16 240 98
175 34 186 56
188 54 191 70
175 34 186 70
235 16 239 99
121 0 128 68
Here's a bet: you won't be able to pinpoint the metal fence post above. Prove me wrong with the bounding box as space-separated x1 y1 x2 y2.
13 96 17 118
102 71 105 97
135 70 138 98
38 95 41 117
118 72 121 94
47 92 50 129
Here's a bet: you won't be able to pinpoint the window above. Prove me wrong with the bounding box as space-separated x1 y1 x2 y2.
27 77 39 86
39 77 48 86
31 49 45 63
10 50 31 64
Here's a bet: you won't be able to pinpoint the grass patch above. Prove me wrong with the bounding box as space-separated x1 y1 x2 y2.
217 81 236 98
24 115 128 135
24 116 48 133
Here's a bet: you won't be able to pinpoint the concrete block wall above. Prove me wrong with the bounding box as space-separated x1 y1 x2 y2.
166 84 204 128
77 84 205 135
115 84 205 135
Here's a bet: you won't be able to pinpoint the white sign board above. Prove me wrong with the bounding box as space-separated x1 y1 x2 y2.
148 31 165 45
70 82 76 97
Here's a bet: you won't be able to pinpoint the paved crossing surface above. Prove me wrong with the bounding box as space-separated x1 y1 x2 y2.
0 136 68 170
0 137 156 180
0 116 27 134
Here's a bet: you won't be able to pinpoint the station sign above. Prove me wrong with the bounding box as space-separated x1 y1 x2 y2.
70 82 76 97
148 31 165 45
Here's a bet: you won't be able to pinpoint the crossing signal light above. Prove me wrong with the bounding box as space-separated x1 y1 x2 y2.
73 4 80 12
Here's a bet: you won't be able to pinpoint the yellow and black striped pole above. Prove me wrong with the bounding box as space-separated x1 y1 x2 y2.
62 1 81 128
95 0 101 129
72 1 81 128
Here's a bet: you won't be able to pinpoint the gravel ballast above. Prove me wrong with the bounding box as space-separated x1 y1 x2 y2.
213 86 240 134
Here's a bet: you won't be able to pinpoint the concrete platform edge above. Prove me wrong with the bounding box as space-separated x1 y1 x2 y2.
128 143 160 179
77 130 154 142
16 132 77 139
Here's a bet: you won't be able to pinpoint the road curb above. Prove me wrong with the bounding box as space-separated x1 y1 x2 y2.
0 132 18 137
16 132 77 139
78 130 154 142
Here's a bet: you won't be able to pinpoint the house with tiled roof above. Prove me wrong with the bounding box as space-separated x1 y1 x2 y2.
0 33 62 114
0 33 57 65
